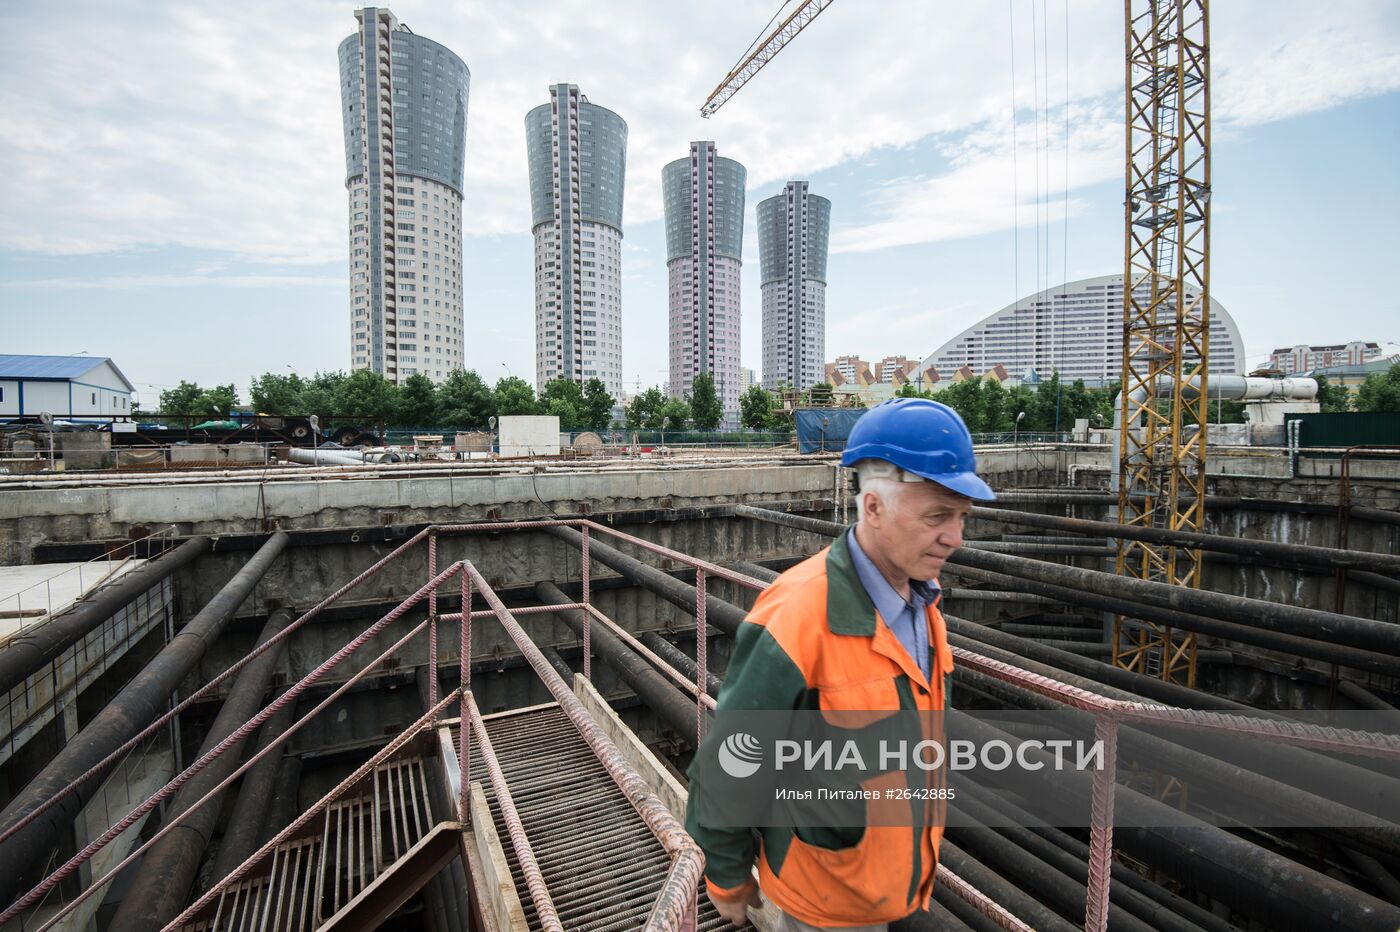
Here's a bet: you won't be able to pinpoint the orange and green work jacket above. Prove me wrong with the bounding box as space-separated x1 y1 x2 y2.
685 529 955 927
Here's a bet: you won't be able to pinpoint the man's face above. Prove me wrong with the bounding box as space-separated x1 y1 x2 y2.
866 479 973 581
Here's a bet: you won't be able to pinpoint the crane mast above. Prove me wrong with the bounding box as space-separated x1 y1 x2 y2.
1113 0 1212 685
703 0 1214 686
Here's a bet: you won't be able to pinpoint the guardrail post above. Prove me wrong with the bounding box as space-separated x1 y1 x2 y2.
581 526 591 680
695 568 707 746
1085 715 1118 932
428 532 438 712
460 564 472 823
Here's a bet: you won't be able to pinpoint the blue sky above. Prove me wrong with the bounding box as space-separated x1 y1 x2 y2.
2 1 1398 405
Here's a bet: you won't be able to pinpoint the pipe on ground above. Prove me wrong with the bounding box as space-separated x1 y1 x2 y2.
0 535 208 696
285 447 364 467
0 531 289 906
110 608 295 931
545 525 747 634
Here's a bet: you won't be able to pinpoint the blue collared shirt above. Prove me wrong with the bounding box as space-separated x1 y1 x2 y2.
847 530 940 683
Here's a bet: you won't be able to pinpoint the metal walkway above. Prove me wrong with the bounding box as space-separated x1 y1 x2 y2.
456 705 729 931
183 755 436 931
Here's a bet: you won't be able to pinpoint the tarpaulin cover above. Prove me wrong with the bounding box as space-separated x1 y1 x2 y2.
793 408 866 454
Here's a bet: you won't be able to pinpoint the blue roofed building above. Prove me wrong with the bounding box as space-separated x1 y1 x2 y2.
0 355 136 422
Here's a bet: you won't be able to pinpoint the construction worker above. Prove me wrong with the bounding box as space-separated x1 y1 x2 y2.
685 397 996 930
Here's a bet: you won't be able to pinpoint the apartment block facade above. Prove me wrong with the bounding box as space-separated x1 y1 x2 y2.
338 7 469 383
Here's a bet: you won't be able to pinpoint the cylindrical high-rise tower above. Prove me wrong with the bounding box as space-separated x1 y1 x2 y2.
662 142 746 413
338 7 469 385
526 84 627 398
758 181 830 391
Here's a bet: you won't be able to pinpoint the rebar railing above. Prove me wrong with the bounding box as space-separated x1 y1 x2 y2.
9 514 1399 932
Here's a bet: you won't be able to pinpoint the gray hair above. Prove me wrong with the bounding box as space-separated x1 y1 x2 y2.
853 460 910 525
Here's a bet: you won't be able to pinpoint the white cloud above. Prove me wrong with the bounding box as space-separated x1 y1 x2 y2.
0 0 1396 266
0 273 341 290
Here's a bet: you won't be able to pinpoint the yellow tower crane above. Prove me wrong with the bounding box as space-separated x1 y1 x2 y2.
703 0 1213 686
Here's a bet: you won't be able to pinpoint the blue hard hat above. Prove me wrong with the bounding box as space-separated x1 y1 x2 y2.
840 397 996 501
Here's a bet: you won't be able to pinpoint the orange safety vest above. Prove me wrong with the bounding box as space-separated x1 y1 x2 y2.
685 529 955 927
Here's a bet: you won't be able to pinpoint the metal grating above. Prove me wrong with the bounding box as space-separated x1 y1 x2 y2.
185 755 434 931
457 706 731 930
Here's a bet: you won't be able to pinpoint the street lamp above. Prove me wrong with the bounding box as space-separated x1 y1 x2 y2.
1014 410 1026 445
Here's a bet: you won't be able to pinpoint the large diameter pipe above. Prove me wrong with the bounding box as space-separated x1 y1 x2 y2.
0 531 289 906
534 582 701 738
1110 376 1318 493
639 631 722 697
206 703 295 886
110 608 296 931
544 526 748 635
954 786 1238 932
731 505 1400 664
286 447 364 467
948 714 1400 929
0 536 209 696
945 562 1400 677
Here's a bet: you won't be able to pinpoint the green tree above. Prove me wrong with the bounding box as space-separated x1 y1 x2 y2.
1087 381 1120 429
1314 375 1351 413
1356 364 1400 413
300 371 347 419
581 379 615 430
688 373 723 430
436 369 495 428
494 376 540 416
626 387 665 429
981 378 1011 432
937 378 985 432
249 372 305 414
1007 384 1037 431
805 382 835 407
896 381 929 399
658 398 691 431
394 373 438 427
158 382 239 420
335 368 397 419
739 385 775 430
158 381 204 416
540 378 585 429
1062 378 1095 426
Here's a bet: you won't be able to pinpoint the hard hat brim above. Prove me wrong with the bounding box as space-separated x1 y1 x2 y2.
915 469 998 502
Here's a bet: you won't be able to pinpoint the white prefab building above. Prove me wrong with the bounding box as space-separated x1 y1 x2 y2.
0 355 137 422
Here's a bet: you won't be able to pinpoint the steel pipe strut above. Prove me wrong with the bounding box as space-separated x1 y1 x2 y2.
970 504 1400 576
0 535 209 696
732 505 1400 661
0 531 289 907
544 525 748 634
109 608 296 931
640 631 722 697
535 583 702 738
945 562 1399 676
206 703 295 885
